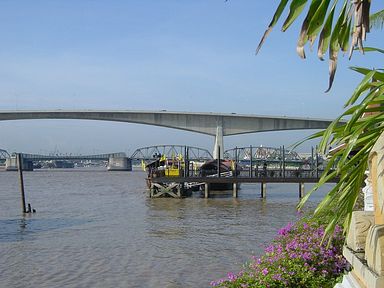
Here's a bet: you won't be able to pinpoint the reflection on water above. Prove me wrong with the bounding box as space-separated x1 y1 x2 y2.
0 169 331 288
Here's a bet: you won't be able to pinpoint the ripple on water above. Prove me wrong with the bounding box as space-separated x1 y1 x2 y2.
0 170 332 287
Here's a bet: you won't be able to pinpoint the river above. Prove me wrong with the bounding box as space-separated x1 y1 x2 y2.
0 168 331 287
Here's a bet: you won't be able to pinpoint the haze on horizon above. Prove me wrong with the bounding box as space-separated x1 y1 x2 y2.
0 1 382 155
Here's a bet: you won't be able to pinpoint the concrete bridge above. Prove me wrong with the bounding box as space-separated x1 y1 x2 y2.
0 110 334 158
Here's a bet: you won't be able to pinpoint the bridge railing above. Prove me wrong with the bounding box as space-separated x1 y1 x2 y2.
148 162 328 180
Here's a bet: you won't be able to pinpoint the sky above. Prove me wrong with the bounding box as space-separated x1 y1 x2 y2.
0 0 382 156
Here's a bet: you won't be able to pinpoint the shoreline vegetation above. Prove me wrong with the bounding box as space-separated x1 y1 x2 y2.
211 216 348 288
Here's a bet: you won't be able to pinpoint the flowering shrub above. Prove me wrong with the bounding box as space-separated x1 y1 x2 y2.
211 218 348 288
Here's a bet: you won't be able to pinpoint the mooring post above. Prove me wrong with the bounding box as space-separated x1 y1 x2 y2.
282 145 286 178
279 146 282 176
316 146 319 178
311 146 314 176
177 183 181 198
17 153 27 214
217 146 221 178
204 183 209 198
234 146 238 178
185 146 189 177
261 182 266 198
299 182 305 198
249 145 253 177
233 182 238 198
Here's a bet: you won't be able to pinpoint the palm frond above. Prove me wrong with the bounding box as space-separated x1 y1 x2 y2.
370 9 384 30
299 68 384 240
258 0 372 91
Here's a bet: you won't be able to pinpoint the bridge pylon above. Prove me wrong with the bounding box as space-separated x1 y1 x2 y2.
213 125 224 159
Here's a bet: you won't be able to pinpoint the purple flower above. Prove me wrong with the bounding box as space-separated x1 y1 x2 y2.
227 272 237 281
211 218 348 287
262 268 269 275
278 222 294 236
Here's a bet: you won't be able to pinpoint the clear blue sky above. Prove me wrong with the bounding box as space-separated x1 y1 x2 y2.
0 1 382 155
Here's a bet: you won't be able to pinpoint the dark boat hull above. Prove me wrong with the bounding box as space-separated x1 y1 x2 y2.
207 182 233 191
199 159 241 191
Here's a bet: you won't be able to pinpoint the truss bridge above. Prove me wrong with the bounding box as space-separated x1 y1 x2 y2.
130 145 212 162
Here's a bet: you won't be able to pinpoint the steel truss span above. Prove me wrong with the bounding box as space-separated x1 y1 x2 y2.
0 149 10 160
224 146 303 162
130 145 213 161
20 152 127 161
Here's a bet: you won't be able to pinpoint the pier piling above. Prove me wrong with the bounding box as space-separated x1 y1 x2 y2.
299 183 305 198
17 153 27 214
261 182 266 198
233 182 238 198
204 183 209 198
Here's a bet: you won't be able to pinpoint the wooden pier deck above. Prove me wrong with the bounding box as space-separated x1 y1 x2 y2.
148 170 338 199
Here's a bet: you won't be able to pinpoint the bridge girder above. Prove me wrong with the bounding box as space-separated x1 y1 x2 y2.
0 110 334 136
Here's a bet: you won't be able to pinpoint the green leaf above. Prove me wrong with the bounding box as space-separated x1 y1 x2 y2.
317 3 336 60
345 70 376 106
297 0 323 58
307 0 332 37
339 16 352 52
363 47 384 54
282 0 308 32
256 0 289 54
325 1 347 92
318 115 344 152
350 67 384 81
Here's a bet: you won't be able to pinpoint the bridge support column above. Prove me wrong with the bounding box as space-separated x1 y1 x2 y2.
204 183 209 198
233 182 238 198
107 157 132 171
5 156 33 171
299 183 305 198
261 182 266 198
213 124 224 159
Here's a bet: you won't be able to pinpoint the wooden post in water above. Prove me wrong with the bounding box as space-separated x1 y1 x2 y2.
177 183 182 198
234 146 238 178
299 183 305 198
279 146 283 177
316 146 319 178
260 182 266 198
217 146 221 178
233 182 238 198
282 145 286 178
17 153 27 214
249 145 253 177
185 146 189 177
311 146 314 176
204 183 209 198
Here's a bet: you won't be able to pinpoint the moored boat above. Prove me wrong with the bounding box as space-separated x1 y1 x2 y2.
199 159 241 190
